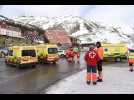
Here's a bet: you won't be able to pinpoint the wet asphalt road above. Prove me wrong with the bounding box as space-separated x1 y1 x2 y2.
0 52 128 94
0 53 86 94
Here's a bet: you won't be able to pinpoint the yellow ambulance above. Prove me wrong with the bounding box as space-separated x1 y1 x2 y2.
36 44 59 64
102 43 128 62
5 46 38 69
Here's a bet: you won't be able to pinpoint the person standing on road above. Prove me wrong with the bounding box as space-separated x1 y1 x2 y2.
73 46 80 63
95 42 104 82
66 47 75 63
84 45 99 85
128 49 134 72
76 51 80 63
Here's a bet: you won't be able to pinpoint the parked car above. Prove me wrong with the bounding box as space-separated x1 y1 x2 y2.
0 47 8 58
58 48 66 57
58 45 69 58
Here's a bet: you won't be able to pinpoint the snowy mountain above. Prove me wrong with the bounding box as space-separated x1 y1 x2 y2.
14 16 96 33
14 16 134 49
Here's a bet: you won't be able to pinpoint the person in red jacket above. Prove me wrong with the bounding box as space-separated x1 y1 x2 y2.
76 51 80 63
66 47 75 63
84 45 99 85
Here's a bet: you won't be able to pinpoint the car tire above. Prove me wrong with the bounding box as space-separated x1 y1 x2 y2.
115 57 121 62
5 60 9 66
52 61 56 64
31 64 36 68
16 64 22 69
1 52 5 58
61 54 65 58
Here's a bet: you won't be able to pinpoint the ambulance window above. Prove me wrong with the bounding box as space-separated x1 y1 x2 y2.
8 50 13 56
129 49 134 52
48 48 58 54
105 48 108 52
22 50 36 57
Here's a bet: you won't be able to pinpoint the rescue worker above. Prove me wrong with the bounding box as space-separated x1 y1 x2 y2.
129 63 133 72
65 48 70 59
66 47 75 63
128 49 134 72
76 51 80 63
84 45 99 85
73 46 80 63
96 42 104 82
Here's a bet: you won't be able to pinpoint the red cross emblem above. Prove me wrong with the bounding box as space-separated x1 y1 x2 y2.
88 51 96 58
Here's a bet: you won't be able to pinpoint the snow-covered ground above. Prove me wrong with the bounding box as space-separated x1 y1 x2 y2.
43 63 134 94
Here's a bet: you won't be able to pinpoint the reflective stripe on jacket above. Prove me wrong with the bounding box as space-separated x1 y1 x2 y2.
128 52 134 63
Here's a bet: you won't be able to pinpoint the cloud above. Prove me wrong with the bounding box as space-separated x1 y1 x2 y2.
0 5 84 18
85 5 134 27
1 5 134 30
0 5 25 18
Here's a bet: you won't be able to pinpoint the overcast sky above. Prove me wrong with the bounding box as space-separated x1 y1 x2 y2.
0 5 134 28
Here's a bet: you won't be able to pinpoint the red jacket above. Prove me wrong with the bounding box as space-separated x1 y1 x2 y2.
84 49 99 66
76 52 80 58
66 50 75 58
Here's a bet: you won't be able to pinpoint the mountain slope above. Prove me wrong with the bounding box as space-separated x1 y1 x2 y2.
14 16 134 48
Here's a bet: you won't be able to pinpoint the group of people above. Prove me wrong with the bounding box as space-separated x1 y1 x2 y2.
65 46 80 63
65 42 104 85
65 42 134 85
84 42 103 85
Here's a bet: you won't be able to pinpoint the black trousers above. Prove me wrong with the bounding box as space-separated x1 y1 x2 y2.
87 65 97 73
97 60 103 71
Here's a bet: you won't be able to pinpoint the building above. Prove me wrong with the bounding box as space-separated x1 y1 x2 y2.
0 20 21 38
0 15 45 46
69 36 81 46
44 28 72 46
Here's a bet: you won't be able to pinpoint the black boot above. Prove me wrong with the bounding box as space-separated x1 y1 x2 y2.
87 81 91 85
129 69 133 72
97 79 103 82
93 82 97 85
